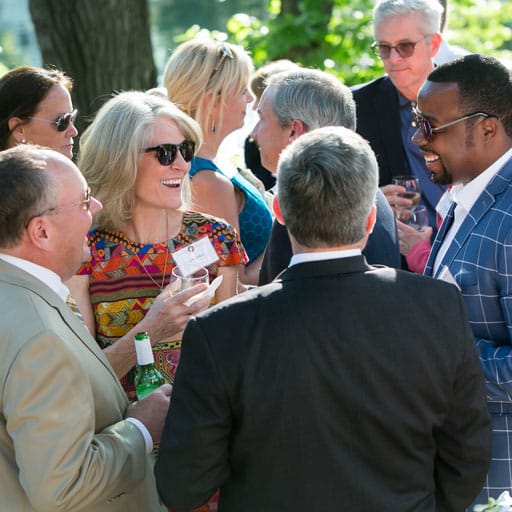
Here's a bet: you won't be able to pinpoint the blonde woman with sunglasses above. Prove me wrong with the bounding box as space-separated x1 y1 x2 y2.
66 91 247 402
0 66 78 159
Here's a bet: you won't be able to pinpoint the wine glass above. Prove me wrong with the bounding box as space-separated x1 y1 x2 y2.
395 205 428 232
169 266 209 295
392 175 421 205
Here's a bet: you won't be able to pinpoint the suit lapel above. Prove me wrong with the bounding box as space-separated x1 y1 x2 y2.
425 202 455 277
437 189 495 274
0 260 121 382
375 78 404 179
427 158 512 277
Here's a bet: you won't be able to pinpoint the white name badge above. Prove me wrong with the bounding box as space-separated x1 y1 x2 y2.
173 237 219 276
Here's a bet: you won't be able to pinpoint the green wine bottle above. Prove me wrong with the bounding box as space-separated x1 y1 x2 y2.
134 332 165 400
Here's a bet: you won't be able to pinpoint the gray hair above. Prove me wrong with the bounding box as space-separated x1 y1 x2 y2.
373 0 444 35
266 68 356 131
277 126 378 248
78 90 202 231
0 145 57 248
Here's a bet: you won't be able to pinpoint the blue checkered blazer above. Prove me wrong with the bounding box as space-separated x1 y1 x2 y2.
425 157 512 410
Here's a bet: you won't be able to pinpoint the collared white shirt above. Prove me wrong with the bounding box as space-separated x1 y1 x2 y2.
434 148 512 275
0 253 153 453
0 253 69 300
289 248 362 267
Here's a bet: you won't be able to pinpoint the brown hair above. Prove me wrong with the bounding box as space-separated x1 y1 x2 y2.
0 66 73 150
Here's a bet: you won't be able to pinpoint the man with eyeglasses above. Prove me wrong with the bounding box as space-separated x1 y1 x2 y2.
415 53 512 509
0 145 171 511
353 0 447 268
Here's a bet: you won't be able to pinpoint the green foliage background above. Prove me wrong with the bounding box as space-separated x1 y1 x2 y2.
155 0 512 87
2 0 511 87
230 0 512 85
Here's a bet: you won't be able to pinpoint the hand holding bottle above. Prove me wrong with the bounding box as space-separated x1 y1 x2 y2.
126 383 172 444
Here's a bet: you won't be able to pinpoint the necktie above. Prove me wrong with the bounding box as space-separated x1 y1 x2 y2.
66 294 84 323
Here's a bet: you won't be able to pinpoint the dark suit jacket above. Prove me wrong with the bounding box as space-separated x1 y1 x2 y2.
258 188 400 285
352 75 407 187
155 256 491 512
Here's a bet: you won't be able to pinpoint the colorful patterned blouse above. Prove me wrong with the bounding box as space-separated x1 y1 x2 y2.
78 211 248 400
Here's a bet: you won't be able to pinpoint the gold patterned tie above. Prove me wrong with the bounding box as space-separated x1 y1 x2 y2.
66 294 84 323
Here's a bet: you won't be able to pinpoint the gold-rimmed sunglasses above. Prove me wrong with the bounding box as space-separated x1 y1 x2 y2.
26 187 91 227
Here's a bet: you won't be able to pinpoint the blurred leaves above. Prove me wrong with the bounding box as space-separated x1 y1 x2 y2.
220 0 512 86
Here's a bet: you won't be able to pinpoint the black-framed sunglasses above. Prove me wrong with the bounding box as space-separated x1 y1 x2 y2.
412 106 496 141
27 109 78 132
144 141 195 166
26 187 91 227
371 35 430 59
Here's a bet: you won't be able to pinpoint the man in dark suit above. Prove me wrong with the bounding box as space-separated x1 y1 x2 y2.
0 145 174 511
352 0 447 266
417 54 512 508
253 67 400 285
155 126 491 512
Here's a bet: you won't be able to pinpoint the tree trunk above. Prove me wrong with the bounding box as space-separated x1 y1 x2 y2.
29 0 156 136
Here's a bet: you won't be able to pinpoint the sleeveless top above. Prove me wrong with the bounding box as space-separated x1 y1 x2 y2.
190 156 273 262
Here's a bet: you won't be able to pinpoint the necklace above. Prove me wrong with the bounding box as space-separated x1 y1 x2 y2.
132 211 171 292
133 248 170 292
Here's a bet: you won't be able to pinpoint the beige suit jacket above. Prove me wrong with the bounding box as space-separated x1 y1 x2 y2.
0 260 165 511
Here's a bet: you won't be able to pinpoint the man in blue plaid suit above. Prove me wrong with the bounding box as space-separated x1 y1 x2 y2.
417 54 512 507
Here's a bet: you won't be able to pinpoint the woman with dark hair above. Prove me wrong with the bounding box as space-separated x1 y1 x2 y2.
0 66 78 158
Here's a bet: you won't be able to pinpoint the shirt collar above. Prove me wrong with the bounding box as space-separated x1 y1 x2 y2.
453 148 512 213
0 253 69 301
289 248 362 267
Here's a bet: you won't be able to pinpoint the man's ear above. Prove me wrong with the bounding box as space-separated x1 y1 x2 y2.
25 216 52 250
482 116 498 141
430 32 442 58
366 205 377 235
289 119 307 141
273 195 285 225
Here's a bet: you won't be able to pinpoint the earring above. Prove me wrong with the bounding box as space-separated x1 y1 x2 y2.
211 120 216 133
21 138 26 144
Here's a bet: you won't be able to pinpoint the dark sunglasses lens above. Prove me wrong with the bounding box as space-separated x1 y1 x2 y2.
396 42 415 58
157 146 177 166
56 113 72 132
376 45 390 59
180 141 195 162
421 119 432 140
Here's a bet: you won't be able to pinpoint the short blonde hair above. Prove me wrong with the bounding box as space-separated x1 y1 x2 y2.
78 90 202 230
163 38 253 134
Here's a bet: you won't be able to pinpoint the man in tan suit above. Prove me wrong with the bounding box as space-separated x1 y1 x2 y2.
0 145 172 511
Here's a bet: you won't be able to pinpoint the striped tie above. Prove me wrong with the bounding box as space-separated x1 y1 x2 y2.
66 294 84 323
